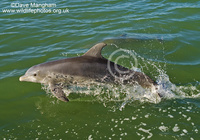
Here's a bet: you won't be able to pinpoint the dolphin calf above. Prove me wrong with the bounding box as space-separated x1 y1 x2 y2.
19 43 158 102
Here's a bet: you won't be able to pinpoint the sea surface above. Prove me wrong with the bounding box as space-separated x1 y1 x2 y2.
1 0 200 139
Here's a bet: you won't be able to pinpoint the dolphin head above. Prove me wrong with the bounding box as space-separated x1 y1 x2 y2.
19 65 47 83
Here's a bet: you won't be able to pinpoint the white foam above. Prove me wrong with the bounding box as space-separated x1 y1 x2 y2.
138 128 153 139
88 135 93 140
172 124 180 132
159 126 168 132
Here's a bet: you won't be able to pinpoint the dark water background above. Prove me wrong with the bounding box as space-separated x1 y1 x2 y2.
1 0 200 139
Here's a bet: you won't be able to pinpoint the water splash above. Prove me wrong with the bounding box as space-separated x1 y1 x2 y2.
41 50 200 110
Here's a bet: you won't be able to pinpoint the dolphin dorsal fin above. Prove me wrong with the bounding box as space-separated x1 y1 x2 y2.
83 43 107 58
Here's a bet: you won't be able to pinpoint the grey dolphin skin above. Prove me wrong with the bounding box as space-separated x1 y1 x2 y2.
19 43 157 102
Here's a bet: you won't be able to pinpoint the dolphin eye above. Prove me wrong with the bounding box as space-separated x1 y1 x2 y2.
33 73 37 76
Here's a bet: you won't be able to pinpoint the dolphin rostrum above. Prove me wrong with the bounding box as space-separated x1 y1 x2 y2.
19 43 158 102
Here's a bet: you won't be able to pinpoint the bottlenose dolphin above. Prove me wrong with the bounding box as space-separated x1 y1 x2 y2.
19 43 158 102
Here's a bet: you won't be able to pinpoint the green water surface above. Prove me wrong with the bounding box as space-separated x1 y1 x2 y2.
1 0 200 139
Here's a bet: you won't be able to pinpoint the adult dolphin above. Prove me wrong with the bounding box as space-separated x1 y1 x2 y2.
19 43 158 102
